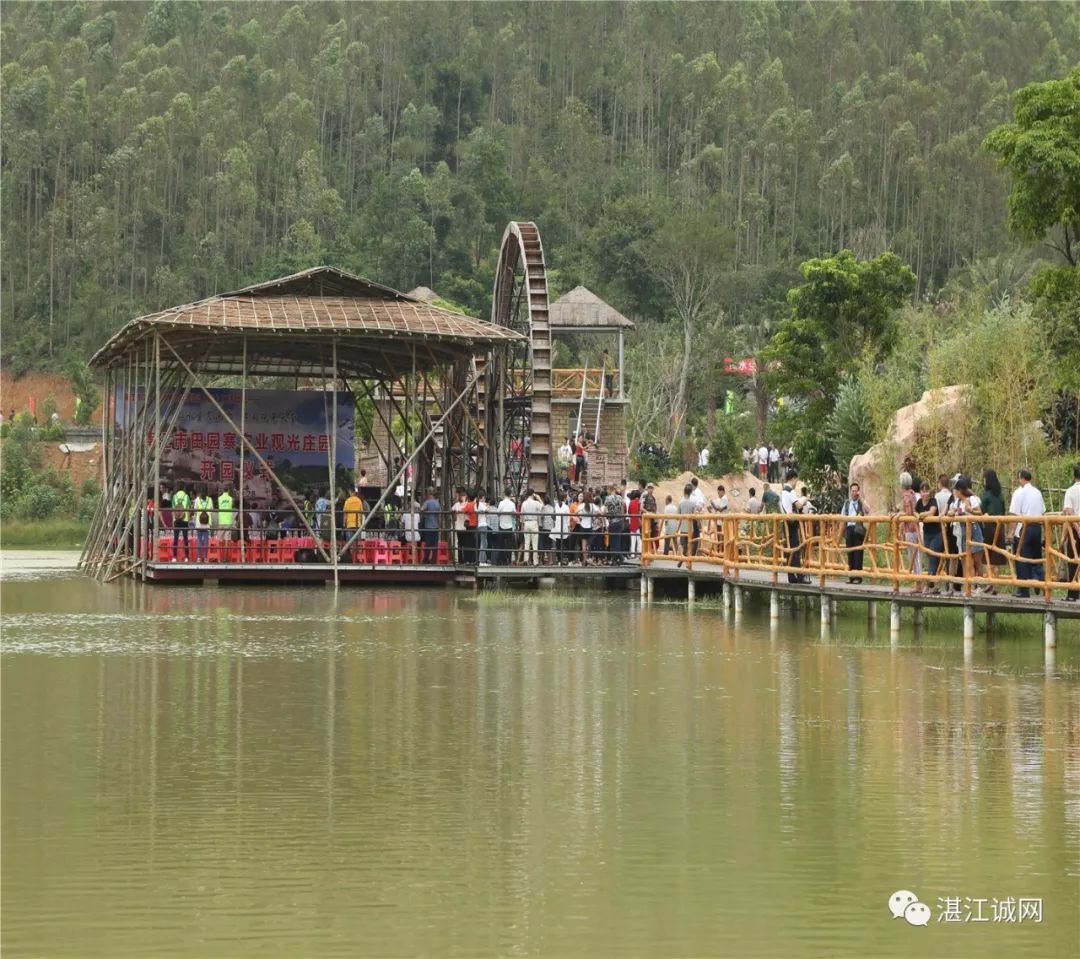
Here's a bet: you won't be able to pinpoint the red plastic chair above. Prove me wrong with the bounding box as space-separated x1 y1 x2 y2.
157 538 173 563
279 537 297 563
373 541 391 565
437 540 451 565
388 543 405 565
208 537 222 563
265 539 281 563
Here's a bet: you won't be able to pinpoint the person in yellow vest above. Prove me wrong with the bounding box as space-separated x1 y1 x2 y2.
171 482 191 561
343 486 364 557
217 485 235 543
192 485 214 563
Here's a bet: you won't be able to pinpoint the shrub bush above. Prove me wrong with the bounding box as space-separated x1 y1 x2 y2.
15 483 63 521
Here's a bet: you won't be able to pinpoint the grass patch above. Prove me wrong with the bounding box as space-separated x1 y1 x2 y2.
0 518 89 549
837 599 1079 637
473 588 619 606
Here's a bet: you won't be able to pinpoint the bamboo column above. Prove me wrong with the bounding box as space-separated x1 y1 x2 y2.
98 364 188 580
337 367 484 559
330 340 339 587
152 334 161 561
160 339 330 561
239 337 247 564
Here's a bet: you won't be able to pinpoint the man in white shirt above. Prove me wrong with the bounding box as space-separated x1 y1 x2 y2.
1008 468 1046 597
746 488 762 514
711 485 729 512
1063 463 1080 601
698 446 710 470
520 490 543 566
689 477 707 511
780 468 810 583
756 444 769 481
496 488 517 565
767 445 780 482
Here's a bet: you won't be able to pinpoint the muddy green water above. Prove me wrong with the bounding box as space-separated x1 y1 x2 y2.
2 553 1078 958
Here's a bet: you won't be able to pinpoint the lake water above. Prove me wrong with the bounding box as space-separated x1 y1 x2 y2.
2 553 1078 958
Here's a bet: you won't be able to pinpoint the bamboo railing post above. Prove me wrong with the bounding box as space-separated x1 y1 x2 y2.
772 517 780 584
1043 516 1052 602
818 516 826 588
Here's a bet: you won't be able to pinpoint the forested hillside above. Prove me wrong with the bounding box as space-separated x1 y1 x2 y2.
3 1 1076 365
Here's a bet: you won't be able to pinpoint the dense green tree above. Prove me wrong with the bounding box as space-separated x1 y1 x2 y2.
1 1 1078 454
984 66 1080 266
763 250 916 428
825 375 873 472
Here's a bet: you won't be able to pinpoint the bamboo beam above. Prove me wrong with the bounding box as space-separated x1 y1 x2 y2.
337 366 483 560
96 363 187 580
160 338 330 561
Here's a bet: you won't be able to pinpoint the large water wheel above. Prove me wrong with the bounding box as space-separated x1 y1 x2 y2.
483 222 553 496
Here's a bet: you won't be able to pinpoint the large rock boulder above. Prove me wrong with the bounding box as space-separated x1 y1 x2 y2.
848 385 973 512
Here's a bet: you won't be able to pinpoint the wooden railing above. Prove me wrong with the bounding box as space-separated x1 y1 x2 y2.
510 368 619 397
640 513 1080 602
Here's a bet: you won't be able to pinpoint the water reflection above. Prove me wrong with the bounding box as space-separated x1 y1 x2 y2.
2 571 1078 958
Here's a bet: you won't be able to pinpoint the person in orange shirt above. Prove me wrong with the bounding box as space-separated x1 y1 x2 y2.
461 490 478 565
569 492 581 564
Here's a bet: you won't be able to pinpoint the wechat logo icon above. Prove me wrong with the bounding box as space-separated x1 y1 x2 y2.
889 890 931 926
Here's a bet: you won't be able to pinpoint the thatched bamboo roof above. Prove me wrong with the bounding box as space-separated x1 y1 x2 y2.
90 267 521 379
549 286 635 331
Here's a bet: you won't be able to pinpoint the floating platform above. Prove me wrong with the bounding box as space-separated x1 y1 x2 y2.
143 561 460 586
136 558 1079 617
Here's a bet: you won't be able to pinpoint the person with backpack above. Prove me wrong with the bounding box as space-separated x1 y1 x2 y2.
192 484 215 563
172 482 191 561
841 482 869 583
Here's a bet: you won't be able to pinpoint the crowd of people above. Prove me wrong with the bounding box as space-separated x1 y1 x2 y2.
743 442 797 483
774 462 1080 600
440 480 655 567
144 474 663 568
142 458 1080 600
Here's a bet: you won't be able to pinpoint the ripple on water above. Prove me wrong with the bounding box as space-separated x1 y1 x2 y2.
1 571 1078 958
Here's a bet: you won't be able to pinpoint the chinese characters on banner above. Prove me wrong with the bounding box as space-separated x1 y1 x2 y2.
114 388 354 498
722 356 758 376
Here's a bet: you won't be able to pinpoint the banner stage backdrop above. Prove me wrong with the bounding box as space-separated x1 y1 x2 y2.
115 388 354 501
